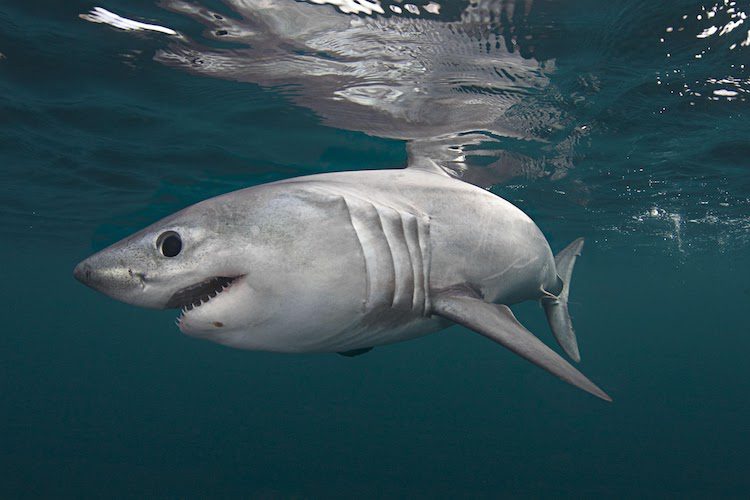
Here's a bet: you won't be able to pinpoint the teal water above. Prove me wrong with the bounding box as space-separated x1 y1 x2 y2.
2 1 750 497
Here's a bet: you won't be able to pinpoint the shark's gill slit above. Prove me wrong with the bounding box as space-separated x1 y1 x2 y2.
166 275 240 311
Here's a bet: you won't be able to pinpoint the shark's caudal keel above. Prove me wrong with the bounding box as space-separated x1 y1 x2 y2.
75 166 612 401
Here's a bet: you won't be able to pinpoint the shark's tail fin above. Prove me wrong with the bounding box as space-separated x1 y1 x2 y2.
543 238 585 362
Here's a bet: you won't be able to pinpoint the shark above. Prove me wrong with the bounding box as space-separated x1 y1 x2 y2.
74 163 611 401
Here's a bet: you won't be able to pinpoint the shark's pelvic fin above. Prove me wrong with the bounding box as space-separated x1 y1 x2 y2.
338 347 374 357
432 287 611 402
543 237 584 362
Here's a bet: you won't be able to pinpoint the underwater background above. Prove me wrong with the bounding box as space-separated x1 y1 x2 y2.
2 0 749 497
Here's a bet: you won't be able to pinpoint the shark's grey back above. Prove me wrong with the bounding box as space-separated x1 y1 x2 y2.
276 167 558 305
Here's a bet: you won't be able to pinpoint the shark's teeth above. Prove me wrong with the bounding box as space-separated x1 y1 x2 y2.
166 275 241 310
170 275 243 325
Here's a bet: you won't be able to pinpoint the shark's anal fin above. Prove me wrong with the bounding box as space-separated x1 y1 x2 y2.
543 237 584 362
338 347 373 357
431 288 612 402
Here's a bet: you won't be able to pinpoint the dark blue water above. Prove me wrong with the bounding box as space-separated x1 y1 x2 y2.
2 1 749 497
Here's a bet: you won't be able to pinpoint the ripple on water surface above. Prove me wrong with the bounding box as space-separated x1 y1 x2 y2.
0 0 748 254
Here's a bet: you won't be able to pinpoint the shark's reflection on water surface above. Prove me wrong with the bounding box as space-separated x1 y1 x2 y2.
83 0 582 186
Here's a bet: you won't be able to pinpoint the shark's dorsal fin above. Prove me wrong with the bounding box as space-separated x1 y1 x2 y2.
406 157 450 176
431 287 611 402
406 142 451 177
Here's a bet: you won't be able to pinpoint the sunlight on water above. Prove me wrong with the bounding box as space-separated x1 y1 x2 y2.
659 0 750 102
79 7 180 36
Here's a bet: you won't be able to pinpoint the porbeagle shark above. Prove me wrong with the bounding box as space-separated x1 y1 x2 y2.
74 163 611 401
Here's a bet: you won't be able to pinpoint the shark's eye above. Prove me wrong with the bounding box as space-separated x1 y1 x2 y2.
157 231 182 257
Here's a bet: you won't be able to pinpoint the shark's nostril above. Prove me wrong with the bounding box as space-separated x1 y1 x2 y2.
73 262 92 283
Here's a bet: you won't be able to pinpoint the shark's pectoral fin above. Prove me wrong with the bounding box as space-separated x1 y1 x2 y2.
338 347 374 357
431 288 611 402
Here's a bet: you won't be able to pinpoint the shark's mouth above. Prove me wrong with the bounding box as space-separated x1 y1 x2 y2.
166 276 240 311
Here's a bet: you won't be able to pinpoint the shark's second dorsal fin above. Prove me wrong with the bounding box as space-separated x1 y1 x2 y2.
431 287 611 402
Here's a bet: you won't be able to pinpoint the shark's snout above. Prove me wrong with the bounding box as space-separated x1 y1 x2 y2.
73 253 145 302
73 257 116 292
73 261 92 284
74 252 162 307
